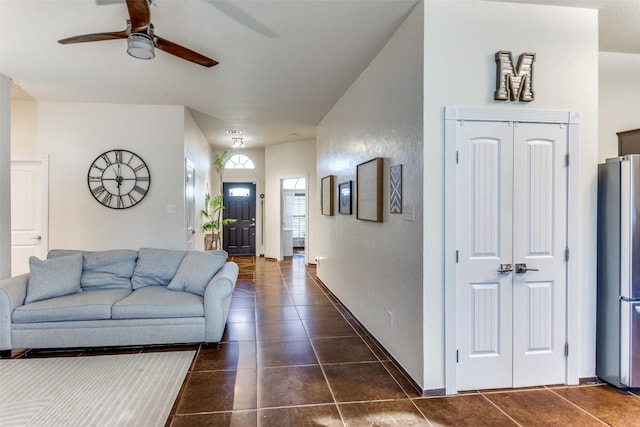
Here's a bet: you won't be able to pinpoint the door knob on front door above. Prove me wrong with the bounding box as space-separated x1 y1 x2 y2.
497 263 513 273
515 263 538 274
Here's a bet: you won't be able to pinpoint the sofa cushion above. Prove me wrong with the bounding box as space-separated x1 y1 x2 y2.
167 251 226 296
13 289 131 323
48 249 83 259
25 254 84 304
130 248 187 289
49 249 138 290
111 286 204 319
81 250 138 290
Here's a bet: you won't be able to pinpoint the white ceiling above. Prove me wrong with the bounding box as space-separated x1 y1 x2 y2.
2 0 639 149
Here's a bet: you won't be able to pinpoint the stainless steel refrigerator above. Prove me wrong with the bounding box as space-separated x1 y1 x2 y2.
597 155 640 388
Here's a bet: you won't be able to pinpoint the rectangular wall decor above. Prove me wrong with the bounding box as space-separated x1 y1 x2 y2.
357 157 383 222
618 128 640 156
339 181 352 215
321 175 334 216
390 164 402 214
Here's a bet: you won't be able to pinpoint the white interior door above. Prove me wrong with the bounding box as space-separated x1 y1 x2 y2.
11 156 48 276
512 122 567 387
456 121 514 390
456 120 567 391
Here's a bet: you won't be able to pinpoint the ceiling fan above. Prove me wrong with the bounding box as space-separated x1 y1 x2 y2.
58 0 218 67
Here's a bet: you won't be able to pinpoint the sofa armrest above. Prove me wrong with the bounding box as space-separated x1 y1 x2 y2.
203 262 239 342
0 273 29 350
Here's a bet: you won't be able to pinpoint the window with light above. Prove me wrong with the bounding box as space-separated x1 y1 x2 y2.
224 154 255 169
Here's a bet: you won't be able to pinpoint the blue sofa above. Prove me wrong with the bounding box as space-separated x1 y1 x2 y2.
0 248 238 354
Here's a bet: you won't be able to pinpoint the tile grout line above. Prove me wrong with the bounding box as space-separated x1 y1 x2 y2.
252 267 261 427
285 261 348 427
478 392 523 427
545 386 610 426
301 261 435 425
311 272 426 401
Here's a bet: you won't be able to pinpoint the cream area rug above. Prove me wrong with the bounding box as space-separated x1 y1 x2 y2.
0 351 194 427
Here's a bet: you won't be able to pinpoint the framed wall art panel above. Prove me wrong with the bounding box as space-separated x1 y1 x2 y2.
321 175 334 216
390 164 402 214
356 157 383 222
339 181 352 215
618 128 640 156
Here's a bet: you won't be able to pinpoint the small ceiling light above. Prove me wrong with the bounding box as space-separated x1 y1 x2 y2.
232 137 244 148
127 33 155 60
226 130 242 135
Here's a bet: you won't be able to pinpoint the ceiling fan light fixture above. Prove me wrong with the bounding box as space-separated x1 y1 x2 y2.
127 33 155 60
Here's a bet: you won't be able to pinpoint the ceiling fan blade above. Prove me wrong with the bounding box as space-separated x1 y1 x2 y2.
202 0 278 39
58 30 129 44
153 36 218 68
126 0 151 32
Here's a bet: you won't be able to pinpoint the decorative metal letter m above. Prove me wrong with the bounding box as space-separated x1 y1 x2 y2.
494 51 535 102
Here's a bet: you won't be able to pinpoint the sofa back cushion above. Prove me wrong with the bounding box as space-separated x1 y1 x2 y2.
167 251 227 296
81 250 138 290
25 253 83 304
131 248 187 289
48 249 138 291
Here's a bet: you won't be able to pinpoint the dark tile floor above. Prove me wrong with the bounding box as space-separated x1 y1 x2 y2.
165 256 640 427
10 255 640 426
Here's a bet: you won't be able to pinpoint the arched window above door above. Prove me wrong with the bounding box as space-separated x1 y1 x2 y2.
224 154 255 169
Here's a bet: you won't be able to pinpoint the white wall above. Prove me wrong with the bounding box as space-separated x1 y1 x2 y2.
265 139 317 262
11 101 190 251
316 2 424 385
598 52 640 162
0 75 10 279
424 1 599 389
184 109 213 251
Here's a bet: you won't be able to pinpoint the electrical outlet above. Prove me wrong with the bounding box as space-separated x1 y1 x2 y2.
387 311 394 328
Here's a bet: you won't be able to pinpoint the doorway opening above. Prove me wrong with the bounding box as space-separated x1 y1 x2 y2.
281 178 306 259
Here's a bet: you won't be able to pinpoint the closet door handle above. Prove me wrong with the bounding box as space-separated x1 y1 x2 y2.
497 263 513 274
515 263 538 274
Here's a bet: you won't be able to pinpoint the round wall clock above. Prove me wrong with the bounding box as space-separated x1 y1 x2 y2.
87 149 151 209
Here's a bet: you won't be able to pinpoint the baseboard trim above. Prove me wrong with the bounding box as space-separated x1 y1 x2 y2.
422 388 446 397
579 376 600 385
314 277 428 397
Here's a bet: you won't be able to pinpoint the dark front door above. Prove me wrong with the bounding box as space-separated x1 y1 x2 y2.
223 182 256 255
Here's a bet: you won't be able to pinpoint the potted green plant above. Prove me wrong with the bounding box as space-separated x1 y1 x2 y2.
202 193 236 250
202 151 236 250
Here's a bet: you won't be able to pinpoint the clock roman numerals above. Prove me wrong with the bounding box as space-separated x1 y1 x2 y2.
91 185 106 196
87 149 151 209
100 153 113 166
101 191 113 206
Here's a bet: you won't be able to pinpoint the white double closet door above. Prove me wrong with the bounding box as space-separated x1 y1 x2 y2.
455 120 568 390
